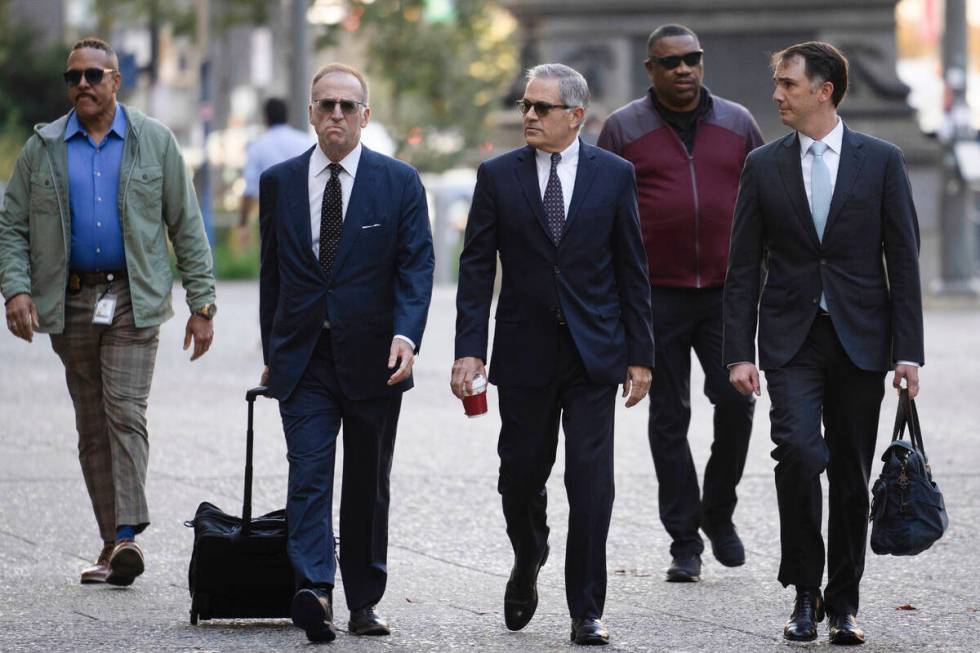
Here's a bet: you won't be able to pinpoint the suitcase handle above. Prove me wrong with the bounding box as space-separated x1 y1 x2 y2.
243 386 270 536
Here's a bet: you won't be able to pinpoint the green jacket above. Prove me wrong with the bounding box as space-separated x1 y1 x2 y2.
0 104 215 332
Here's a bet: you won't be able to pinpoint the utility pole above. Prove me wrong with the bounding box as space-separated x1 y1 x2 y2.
937 0 980 296
196 0 215 246
289 0 310 130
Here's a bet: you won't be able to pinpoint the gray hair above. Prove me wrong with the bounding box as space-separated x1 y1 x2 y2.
526 63 590 109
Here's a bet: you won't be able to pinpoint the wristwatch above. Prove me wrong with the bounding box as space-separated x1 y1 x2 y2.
193 303 217 320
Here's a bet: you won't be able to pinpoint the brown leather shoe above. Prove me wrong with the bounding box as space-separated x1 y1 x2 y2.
106 540 145 586
80 543 114 584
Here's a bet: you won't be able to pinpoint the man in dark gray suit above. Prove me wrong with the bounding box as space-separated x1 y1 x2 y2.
723 42 923 646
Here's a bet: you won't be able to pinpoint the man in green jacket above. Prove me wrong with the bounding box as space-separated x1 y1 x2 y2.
0 37 216 587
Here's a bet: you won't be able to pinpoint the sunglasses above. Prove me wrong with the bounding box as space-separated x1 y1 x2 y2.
63 67 116 87
311 98 366 116
517 99 572 117
648 50 704 70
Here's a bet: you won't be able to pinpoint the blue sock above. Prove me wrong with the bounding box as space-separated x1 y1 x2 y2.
116 525 136 541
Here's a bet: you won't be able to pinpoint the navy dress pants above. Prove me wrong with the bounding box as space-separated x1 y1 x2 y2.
279 331 402 610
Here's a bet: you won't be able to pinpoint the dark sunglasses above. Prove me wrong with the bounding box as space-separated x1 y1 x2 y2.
517 99 571 117
63 67 115 87
649 50 703 70
311 98 366 116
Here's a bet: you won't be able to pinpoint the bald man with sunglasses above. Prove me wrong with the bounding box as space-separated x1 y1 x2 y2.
0 37 215 586
598 24 763 584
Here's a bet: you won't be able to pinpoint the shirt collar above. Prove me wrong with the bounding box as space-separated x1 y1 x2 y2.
312 141 362 178
798 116 843 157
64 105 128 142
535 137 580 166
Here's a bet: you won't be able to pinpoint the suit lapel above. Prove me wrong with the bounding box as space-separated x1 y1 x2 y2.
514 145 553 243
823 126 866 237
329 145 377 275
563 140 597 235
777 133 821 246
286 148 324 274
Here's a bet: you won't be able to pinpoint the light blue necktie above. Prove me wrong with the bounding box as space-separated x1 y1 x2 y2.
809 140 830 310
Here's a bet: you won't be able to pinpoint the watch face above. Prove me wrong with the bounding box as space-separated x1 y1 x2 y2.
196 304 216 319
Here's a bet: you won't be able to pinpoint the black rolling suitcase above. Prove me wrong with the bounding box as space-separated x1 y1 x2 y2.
185 386 294 624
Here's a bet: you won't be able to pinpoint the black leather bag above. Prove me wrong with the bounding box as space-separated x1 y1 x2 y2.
869 389 948 556
185 387 294 624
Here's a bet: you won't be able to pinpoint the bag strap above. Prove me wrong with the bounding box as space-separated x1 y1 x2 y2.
904 389 928 464
891 388 909 442
242 386 270 536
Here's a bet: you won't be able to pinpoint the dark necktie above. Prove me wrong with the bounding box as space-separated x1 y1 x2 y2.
543 152 564 243
319 162 343 274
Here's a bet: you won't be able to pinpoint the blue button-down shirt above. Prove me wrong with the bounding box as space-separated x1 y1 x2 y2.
66 107 127 271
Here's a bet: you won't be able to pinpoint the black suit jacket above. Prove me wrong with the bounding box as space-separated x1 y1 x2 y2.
455 141 654 387
723 125 923 372
259 146 434 401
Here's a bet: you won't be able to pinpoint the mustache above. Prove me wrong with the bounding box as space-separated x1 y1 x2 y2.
74 92 97 102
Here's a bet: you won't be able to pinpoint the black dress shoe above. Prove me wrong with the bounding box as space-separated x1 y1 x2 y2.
784 589 825 642
665 554 701 582
349 605 390 636
570 617 609 646
292 588 336 643
704 527 745 567
504 544 549 631
828 613 865 645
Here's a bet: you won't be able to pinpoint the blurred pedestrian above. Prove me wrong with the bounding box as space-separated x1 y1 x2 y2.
258 63 433 643
598 24 763 583
452 63 654 646
0 37 216 587
724 41 923 645
237 97 311 248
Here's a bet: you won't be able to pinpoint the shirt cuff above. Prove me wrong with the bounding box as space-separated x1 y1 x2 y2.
896 360 920 367
394 334 416 351
726 361 754 369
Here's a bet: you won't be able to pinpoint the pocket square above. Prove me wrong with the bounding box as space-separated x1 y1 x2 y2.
362 223 382 230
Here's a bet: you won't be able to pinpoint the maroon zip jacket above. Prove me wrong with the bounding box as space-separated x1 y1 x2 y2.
598 89 763 288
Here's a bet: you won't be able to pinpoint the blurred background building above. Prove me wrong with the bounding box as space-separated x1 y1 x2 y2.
0 0 978 295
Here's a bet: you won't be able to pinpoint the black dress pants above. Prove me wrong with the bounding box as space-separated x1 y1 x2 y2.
764 314 885 617
497 326 617 620
648 287 755 557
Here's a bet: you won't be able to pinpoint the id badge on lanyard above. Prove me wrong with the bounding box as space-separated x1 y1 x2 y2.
92 281 117 325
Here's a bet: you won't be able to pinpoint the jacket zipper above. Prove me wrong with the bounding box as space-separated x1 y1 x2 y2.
665 126 702 288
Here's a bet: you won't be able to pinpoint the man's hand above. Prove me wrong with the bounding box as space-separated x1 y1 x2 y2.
5 293 39 343
387 338 416 385
729 362 761 396
451 356 487 399
183 315 213 361
260 366 269 386
893 364 920 398
622 365 652 407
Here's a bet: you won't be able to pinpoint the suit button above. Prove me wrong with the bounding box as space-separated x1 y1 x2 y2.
811 297 818 304
554 266 560 274
819 259 827 265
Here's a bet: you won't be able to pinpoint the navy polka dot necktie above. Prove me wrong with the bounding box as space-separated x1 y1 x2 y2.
544 152 564 243
319 162 343 274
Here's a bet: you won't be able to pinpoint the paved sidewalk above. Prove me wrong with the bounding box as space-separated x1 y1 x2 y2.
0 281 977 652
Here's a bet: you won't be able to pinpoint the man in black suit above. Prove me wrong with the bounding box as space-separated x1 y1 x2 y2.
724 42 923 645
452 63 654 646
259 63 434 643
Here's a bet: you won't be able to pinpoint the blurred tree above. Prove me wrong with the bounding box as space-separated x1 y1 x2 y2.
318 0 518 171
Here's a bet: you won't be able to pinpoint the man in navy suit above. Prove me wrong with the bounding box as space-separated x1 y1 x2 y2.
452 64 654 646
259 63 433 643
724 42 923 645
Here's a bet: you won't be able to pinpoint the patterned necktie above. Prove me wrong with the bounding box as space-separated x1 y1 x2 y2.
319 162 343 274
809 141 831 310
543 152 564 243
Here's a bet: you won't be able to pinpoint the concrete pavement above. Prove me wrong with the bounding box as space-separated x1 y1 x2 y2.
0 281 977 651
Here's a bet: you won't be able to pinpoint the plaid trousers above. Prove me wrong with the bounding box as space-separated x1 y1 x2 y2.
50 279 159 543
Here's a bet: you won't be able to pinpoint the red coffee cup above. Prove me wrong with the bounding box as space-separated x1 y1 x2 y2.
462 374 488 418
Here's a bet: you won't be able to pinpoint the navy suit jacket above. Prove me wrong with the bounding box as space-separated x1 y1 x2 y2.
723 125 924 372
455 141 654 387
259 145 434 401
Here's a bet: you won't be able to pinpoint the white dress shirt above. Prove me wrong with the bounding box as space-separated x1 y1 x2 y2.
307 141 415 350
535 138 579 217
798 116 843 208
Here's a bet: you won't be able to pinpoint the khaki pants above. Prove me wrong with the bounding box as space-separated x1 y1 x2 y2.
50 279 159 543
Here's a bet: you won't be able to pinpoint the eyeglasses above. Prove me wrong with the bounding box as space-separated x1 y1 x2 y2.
311 98 366 116
63 67 116 87
648 50 704 70
517 99 572 117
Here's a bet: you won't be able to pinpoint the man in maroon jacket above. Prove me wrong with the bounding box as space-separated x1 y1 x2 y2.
598 24 763 583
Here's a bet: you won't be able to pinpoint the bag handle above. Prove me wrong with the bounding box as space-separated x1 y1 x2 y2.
242 386 270 536
891 388 928 464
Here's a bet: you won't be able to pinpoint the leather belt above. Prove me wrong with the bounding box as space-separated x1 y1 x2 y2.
68 269 127 291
